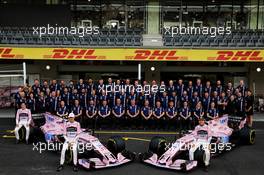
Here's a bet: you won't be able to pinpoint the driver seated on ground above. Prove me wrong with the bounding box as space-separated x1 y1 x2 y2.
57 113 81 172
14 102 32 144
189 117 212 172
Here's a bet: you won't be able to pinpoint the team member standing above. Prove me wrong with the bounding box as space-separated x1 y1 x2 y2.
166 101 177 130
27 92 36 114
57 113 81 172
153 101 165 129
218 92 228 115
235 92 245 118
98 100 111 129
14 103 32 144
207 102 219 120
245 90 254 127
189 117 212 172
56 101 68 119
127 99 140 129
86 100 97 129
71 100 82 122
112 98 125 129
192 102 204 128
179 101 191 132
141 100 152 130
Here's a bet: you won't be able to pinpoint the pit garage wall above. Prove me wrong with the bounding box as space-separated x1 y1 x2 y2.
1 62 263 97
248 63 264 96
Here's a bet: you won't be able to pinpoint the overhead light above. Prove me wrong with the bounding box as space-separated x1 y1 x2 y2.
256 67 261 72
46 65 51 70
150 66 155 71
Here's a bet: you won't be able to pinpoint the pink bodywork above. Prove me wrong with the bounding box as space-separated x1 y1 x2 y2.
143 115 240 171
40 113 132 169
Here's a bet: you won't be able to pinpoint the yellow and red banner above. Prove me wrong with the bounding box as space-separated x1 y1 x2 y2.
0 47 264 62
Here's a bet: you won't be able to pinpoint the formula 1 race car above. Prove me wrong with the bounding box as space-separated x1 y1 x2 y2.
139 115 256 171
40 113 135 170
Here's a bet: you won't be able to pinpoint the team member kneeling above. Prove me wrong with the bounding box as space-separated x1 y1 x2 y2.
15 102 32 144
57 113 81 172
189 117 212 172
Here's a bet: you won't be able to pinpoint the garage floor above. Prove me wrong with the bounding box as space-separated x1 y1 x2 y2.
0 118 264 175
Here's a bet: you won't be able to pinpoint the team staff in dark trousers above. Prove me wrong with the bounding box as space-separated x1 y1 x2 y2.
141 100 152 130
179 101 191 132
127 100 140 129
71 100 82 123
245 90 254 127
98 100 110 129
153 101 165 130
112 98 125 129
166 101 177 130
235 92 245 118
86 100 97 129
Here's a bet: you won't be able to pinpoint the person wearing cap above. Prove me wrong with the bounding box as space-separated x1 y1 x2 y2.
57 113 81 172
189 117 212 172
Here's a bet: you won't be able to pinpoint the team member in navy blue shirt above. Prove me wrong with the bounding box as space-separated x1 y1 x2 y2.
71 89 79 106
36 92 46 113
98 100 111 129
207 102 219 120
192 102 204 127
71 99 82 121
56 101 68 119
160 92 169 109
204 81 212 96
112 98 125 128
166 101 177 129
202 92 211 113
167 80 175 96
176 79 185 97
48 91 59 113
27 93 36 114
191 91 200 110
61 88 71 108
179 101 191 131
153 101 165 129
141 100 152 129
194 79 203 98
186 81 194 99
127 99 140 129
86 100 97 128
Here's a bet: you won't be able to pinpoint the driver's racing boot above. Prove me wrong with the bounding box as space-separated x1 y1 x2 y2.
56 165 63 172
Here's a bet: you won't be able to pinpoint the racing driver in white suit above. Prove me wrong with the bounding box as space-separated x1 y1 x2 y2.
57 113 81 172
189 117 212 172
14 102 32 144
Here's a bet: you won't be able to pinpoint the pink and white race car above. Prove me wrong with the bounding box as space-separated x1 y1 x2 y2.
140 115 256 171
40 113 135 170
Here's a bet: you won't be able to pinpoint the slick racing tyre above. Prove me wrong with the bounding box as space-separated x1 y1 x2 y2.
149 136 167 157
240 126 256 145
107 136 126 156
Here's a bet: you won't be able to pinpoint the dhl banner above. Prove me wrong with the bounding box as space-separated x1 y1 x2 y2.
0 47 264 62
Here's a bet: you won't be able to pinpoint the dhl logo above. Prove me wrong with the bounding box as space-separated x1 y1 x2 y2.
208 51 263 61
130 50 187 60
0 48 14 58
44 49 105 59
0 48 24 58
